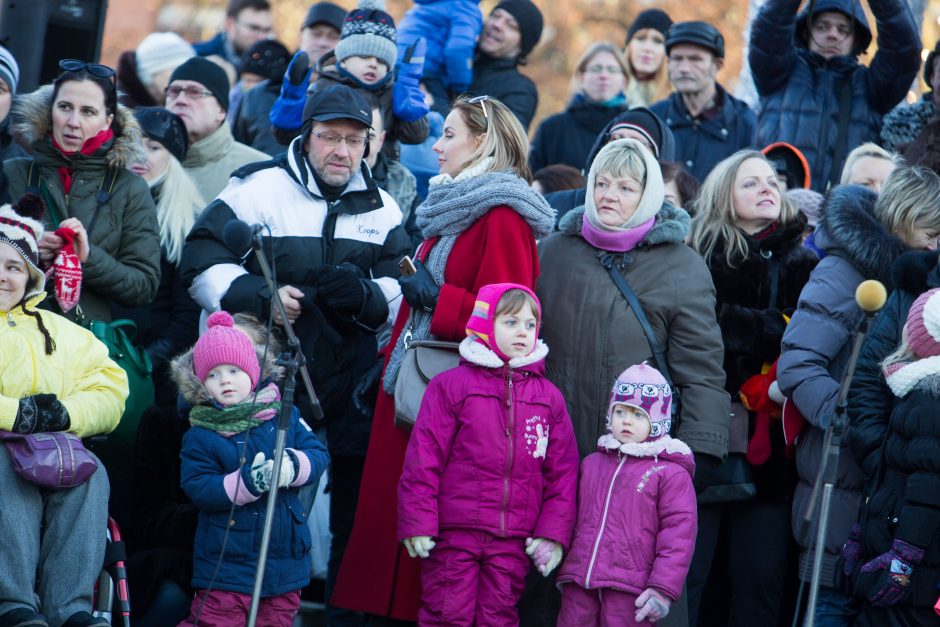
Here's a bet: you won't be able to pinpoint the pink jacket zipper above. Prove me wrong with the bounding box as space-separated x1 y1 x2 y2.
499 369 515 536
584 455 626 588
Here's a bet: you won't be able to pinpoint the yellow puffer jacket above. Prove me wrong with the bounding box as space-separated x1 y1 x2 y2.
0 294 128 437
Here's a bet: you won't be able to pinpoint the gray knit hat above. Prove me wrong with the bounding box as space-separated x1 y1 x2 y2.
334 0 397 70
136 32 196 88
0 45 19 96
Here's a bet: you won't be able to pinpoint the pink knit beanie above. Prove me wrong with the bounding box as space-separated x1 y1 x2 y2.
607 362 672 440
906 288 940 358
465 283 541 361
193 311 261 388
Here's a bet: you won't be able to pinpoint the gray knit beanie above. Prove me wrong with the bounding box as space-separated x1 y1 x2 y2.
136 32 196 87
334 0 397 70
0 45 19 96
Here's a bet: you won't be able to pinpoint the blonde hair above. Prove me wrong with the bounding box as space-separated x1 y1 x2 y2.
882 323 915 372
873 164 940 243
152 156 206 265
590 140 648 186
840 142 897 185
451 95 532 182
688 150 799 266
569 42 629 98
623 35 671 107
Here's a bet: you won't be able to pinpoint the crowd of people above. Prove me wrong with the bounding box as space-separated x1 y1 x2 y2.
1 0 940 625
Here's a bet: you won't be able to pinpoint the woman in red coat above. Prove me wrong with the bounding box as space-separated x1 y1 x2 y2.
331 96 556 621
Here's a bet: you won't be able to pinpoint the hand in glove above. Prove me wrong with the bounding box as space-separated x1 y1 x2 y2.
841 523 863 576
242 452 274 495
403 535 436 558
276 450 299 488
635 588 671 622
318 263 367 314
393 38 430 123
525 537 563 576
398 259 439 312
270 51 312 132
14 393 70 434
860 538 925 606
352 358 384 417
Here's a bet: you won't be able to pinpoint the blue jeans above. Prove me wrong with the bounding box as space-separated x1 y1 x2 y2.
809 586 861 627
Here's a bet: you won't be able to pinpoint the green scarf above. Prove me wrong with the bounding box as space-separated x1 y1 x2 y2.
189 399 281 433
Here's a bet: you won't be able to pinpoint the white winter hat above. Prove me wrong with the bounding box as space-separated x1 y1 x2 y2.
136 32 196 87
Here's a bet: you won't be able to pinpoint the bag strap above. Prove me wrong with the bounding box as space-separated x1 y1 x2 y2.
26 162 117 236
408 339 461 351
601 255 682 430
828 79 854 189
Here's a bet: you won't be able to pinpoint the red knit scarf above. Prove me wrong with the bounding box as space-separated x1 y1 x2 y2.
51 128 114 194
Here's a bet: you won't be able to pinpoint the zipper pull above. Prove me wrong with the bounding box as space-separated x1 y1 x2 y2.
6 312 15 327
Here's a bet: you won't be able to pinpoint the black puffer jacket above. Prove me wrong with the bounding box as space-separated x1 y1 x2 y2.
852 379 940 608
231 78 283 157
467 52 538 131
706 221 818 499
848 251 940 482
529 96 629 171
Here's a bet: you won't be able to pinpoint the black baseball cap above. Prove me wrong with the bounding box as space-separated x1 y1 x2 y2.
666 21 725 59
303 2 347 31
302 84 372 127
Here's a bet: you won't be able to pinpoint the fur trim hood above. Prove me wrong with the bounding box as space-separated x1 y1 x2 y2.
814 184 908 288
892 250 940 297
596 433 695 477
458 335 548 371
13 85 146 168
170 343 284 406
886 361 940 398
558 202 690 247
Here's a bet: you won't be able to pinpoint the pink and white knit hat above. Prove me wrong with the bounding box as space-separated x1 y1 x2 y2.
906 288 940 358
607 362 672 440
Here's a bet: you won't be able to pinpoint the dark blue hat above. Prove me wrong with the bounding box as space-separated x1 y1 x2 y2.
665 21 725 59
302 83 372 128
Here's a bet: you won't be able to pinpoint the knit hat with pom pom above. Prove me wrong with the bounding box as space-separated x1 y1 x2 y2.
193 311 261 388
0 194 47 300
334 0 397 70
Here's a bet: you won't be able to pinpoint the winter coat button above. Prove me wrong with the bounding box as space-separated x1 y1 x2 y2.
229 519 236 526
686 160 694 168
721 128 728 137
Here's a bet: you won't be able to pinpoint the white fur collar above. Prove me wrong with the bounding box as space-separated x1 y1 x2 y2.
597 433 692 458
429 157 495 188
458 335 549 369
886 356 940 397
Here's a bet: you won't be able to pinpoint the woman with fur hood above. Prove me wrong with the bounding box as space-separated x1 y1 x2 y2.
686 149 818 626
3 61 160 323
777 164 940 625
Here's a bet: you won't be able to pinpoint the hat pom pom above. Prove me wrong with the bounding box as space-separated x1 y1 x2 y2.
206 310 235 329
13 193 45 221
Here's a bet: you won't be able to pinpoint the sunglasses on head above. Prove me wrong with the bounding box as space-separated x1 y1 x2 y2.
58 59 116 81
468 95 490 122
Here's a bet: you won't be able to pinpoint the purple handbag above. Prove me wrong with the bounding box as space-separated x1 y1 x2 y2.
0 430 98 489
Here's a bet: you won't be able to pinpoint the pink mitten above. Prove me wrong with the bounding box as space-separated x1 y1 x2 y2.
635 587 671 622
45 226 82 312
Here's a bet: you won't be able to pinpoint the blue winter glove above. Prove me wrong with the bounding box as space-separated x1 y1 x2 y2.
270 51 313 132
859 538 925 607
393 38 430 123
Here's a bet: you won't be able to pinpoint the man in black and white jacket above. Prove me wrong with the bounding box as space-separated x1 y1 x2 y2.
179 84 411 603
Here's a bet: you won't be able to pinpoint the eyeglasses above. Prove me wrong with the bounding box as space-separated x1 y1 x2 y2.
164 85 214 100
58 59 116 82
468 95 490 123
312 131 368 149
585 64 622 75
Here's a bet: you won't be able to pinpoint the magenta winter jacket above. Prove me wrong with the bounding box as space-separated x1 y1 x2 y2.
398 337 579 548
557 434 697 600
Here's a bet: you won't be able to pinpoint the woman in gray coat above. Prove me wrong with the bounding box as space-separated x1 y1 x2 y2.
777 164 940 625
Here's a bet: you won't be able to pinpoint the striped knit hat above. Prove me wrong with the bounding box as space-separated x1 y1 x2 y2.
334 0 397 70
0 45 19 96
465 283 541 361
0 194 46 300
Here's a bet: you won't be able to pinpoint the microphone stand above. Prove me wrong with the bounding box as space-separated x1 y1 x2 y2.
800 310 874 627
247 229 322 626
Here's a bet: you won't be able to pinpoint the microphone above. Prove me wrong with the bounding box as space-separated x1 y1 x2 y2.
856 279 887 314
222 219 263 255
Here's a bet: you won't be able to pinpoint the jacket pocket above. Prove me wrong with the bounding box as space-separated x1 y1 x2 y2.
208 510 257 563
619 538 649 572
289 502 312 559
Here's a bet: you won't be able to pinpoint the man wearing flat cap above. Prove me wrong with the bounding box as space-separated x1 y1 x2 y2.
180 85 410 610
650 21 757 182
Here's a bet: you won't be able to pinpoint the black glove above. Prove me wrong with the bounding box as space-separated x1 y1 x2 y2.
692 452 722 494
318 263 367 314
14 393 71 434
352 358 384 417
298 287 343 346
399 259 439 312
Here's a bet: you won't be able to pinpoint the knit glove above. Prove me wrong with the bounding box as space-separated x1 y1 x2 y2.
403 535 436 558
318 263 367 314
14 394 70 434
45 226 82 313
398 259 439 312
841 523 864 576
860 538 925 606
270 51 312 132
635 588 671 622
276 450 299 488
393 38 430 123
241 452 274 495
525 537 563 576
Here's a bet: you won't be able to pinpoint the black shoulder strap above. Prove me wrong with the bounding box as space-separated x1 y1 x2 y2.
602 256 682 430
828 79 854 189
25 163 116 235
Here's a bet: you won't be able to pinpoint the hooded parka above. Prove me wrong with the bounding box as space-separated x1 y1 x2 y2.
5 85 161 322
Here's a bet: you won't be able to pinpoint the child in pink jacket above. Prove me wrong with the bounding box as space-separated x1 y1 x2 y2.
557 363 698 626
398 283 579 626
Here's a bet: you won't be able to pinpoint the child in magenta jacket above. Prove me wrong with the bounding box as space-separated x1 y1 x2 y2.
557 363 698 626
397 283 579 626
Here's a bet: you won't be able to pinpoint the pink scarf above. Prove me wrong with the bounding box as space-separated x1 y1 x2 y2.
581 215 655 252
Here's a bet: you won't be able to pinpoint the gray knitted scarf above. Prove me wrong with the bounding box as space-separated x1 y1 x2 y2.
383 170 555 393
